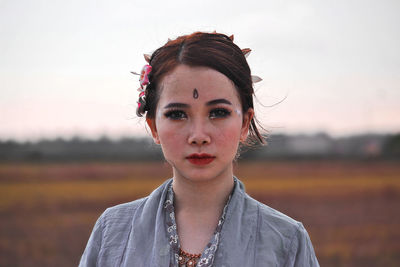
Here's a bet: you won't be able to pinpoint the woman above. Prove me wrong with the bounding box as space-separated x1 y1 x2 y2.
79 32 319 267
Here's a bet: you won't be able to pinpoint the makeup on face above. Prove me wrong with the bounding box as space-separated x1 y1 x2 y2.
151 65 246 183
161 98 238 121
193 88 199 99
186 153 216 165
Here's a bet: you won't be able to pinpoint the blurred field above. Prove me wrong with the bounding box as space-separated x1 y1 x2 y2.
0 160 399 266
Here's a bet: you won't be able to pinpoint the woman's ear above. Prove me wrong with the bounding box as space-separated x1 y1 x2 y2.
240 108 254 142
146 118 160 144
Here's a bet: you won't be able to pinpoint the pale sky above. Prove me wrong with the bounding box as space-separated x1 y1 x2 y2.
1 0 399 141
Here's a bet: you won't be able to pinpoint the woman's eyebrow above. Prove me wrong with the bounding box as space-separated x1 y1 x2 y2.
163 102 189 109
206 99 232 106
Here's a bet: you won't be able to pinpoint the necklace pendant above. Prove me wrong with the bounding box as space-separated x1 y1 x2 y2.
186 259 195 266
178 255 185 265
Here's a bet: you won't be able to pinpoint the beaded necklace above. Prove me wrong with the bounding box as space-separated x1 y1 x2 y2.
178 248 201 266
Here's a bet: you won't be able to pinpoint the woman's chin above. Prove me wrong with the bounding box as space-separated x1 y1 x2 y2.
172 164 232 184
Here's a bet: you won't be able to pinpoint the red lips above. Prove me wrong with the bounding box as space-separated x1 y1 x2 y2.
186 153 215 165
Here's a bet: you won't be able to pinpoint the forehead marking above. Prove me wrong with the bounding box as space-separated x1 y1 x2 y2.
193 88 199 99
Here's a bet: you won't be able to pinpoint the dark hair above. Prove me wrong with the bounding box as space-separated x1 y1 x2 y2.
144 31 266 145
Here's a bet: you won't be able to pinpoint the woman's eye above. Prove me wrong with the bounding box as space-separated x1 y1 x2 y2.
164 110 187 120
209 108 231 119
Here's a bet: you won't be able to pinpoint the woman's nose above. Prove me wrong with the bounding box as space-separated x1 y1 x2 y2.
187 120 211 145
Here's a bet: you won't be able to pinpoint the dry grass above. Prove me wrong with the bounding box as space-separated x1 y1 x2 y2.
0 160 399 267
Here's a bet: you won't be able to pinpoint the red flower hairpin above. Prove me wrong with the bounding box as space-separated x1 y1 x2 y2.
131 63 152 117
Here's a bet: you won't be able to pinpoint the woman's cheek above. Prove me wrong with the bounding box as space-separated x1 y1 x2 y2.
159 126 186 154
215 124 241 149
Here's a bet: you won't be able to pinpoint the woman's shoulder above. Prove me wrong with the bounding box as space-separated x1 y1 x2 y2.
98 179 172 230
99 197 147 226
257 197 302 228
234 179 305 237
243 194 319 266
245 193 306 237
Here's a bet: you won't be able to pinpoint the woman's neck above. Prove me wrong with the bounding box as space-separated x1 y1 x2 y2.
172 171 234 214
171 168 235 253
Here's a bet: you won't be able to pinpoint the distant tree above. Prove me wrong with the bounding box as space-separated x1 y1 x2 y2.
382 134 400 158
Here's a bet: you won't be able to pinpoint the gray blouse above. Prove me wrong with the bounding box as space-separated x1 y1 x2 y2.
79 178 319 267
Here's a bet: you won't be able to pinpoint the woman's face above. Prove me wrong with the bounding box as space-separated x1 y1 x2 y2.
147 65 253 183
